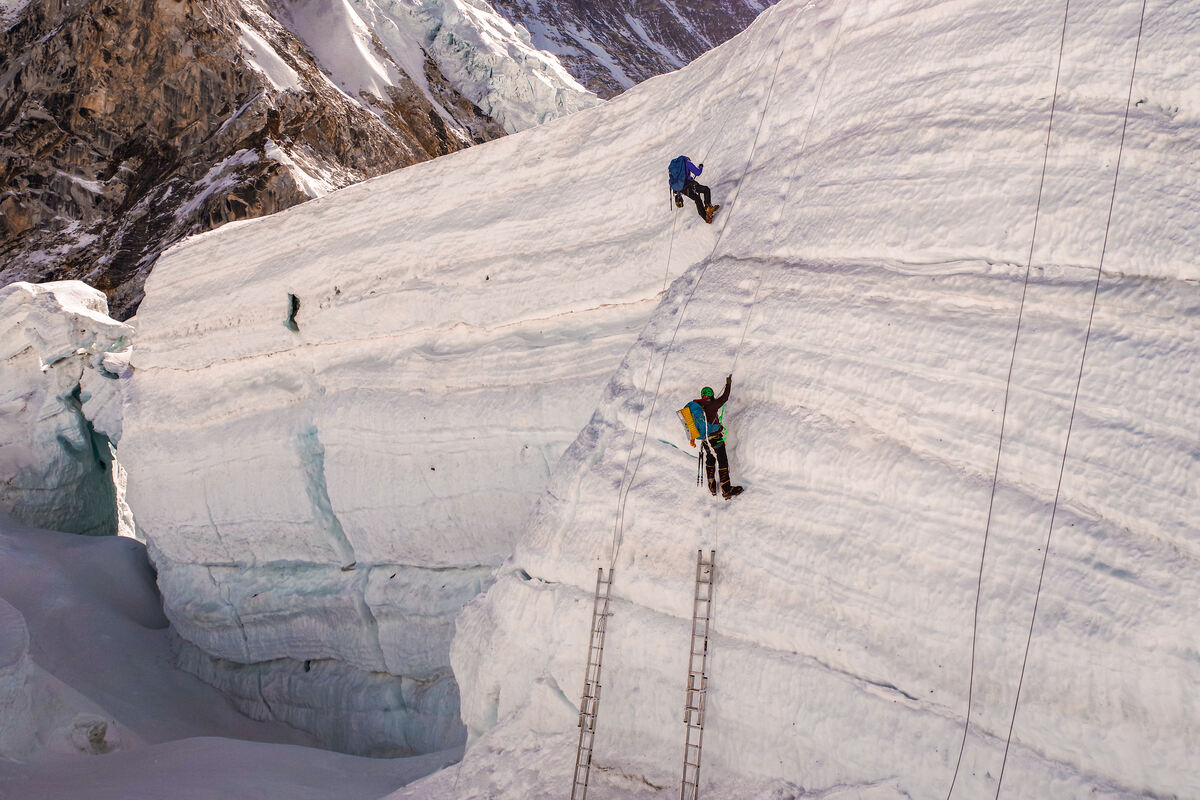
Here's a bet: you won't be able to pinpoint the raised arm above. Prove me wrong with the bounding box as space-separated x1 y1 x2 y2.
715 375 731 407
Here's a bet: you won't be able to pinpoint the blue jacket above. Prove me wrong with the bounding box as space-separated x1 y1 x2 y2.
669 155 703 192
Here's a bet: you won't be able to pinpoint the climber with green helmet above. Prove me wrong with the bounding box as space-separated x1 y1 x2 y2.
692 375 743 499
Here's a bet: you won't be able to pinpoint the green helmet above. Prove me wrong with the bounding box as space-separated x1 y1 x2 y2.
700 386 715 398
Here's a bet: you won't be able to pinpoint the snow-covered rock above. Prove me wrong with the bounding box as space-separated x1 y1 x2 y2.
489 0 778 98
0 0 538 319
274 0 599 134
0 282 134 537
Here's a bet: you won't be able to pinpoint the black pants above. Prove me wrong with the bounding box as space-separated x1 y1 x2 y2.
702 437 732 495
682 178 711 220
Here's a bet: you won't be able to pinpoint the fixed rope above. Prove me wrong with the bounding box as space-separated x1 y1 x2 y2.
695 0 816 167
943 1 1073 795
607 4 799 569
729 5 846 376
708 0 844 578
692 14 845 782
993 1 1147 796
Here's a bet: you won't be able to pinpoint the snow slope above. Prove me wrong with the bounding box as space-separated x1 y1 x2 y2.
439 1 1200 797
0 513 308 756
119 0 1197 794
0 512 459 799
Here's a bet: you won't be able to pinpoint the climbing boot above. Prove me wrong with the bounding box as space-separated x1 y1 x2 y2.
722 485 744 500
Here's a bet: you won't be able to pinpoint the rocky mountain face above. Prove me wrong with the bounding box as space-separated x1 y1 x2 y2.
0 0 546 319
488 0 780 98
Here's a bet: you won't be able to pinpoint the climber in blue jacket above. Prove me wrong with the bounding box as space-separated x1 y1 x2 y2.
668 155 720 223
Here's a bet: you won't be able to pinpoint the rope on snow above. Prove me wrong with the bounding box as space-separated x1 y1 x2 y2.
994 1 1147 795
944 1 1075 794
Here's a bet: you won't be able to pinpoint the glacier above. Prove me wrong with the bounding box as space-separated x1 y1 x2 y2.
271 0 599 134
0 0 1196 795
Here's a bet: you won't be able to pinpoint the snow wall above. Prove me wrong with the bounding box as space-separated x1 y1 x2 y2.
120 0 705 748
121 0 1197 792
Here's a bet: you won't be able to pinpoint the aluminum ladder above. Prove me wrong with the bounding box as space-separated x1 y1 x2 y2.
680 549 716 800
570 567 614 800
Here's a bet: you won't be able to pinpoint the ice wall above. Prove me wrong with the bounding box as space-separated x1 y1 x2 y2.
273 0 599 134
119 22 700 747
0 282 134 537
442 1 1200 798
121 0 1198 789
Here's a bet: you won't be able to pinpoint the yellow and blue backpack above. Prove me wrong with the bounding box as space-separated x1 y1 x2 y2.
677 400 720 446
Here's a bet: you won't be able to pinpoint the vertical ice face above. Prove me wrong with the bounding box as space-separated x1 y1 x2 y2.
441 0 1198 797
119 0 704 746
0 282 135 537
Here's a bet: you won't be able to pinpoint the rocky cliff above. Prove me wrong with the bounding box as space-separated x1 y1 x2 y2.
0 0 551 319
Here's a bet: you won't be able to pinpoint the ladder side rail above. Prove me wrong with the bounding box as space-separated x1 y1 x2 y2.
679 551 716 800
571 567 614 800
